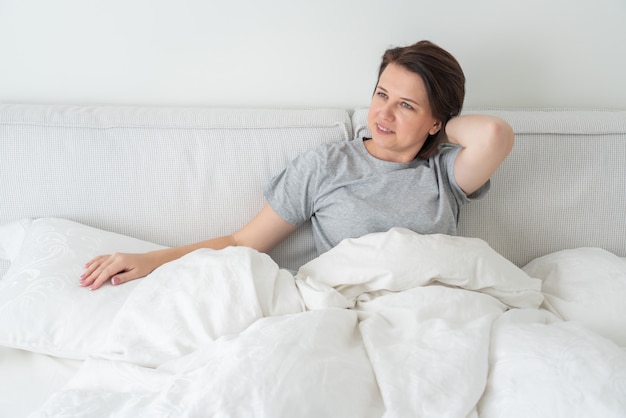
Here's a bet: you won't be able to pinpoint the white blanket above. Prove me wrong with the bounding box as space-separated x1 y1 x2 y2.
32 229 626 417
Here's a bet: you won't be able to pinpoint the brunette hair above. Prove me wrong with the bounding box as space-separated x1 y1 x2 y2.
376 40 465 158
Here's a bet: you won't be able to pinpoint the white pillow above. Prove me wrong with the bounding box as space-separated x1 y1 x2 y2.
0 218 33 262
0 218 166 359
523 247 626 348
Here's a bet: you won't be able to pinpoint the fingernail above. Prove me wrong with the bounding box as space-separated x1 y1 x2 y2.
111 278 119 286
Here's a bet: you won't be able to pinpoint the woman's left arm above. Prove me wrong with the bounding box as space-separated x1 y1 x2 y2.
445 114 514 195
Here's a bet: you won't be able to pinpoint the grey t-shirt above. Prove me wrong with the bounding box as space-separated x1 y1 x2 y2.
263 138 489 255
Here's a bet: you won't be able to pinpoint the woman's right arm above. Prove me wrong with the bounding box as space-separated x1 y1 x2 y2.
79 203 297 290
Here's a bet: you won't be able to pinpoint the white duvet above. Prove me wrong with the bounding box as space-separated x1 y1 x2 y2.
32 228 626 418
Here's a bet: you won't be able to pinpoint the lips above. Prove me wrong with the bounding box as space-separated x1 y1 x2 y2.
376 123 395 134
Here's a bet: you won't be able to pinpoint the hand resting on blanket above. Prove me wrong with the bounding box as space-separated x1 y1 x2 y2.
80 204 296 290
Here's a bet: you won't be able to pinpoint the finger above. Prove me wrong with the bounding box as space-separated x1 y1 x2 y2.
110 271 135 286
82 255 123 289
80 255 114 287
88 255 132 290
90 267 134 290
80 255 110 284
84 254 109 268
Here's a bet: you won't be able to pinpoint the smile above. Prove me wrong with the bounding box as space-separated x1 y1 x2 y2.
376 123 395 134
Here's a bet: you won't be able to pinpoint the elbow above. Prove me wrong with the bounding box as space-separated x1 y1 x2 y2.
486 117 514 158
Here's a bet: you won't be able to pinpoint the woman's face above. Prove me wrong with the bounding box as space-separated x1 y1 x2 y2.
366 63 442 162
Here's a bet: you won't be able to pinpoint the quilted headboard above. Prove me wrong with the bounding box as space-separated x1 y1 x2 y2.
352 108 626 266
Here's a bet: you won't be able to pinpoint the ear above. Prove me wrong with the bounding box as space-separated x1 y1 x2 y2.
429 120 442 136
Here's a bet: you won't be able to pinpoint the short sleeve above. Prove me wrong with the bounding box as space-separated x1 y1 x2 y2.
438 144 491 204
263 147 322 227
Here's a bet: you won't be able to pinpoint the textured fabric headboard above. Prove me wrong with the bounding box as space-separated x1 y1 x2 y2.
0 104 352 272
352 108 626 266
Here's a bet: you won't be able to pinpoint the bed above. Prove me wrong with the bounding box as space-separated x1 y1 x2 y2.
1 104 625 417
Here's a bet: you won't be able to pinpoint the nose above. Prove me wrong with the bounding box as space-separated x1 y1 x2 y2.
379 102 394 121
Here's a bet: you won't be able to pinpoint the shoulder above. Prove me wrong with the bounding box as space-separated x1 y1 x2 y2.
293 139 361 167
428 144 462 168
436 143 463 157
312 139 360 156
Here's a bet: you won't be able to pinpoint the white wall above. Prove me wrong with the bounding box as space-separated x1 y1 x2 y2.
1 0 625 109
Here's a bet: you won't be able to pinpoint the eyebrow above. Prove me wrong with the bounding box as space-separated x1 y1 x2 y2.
376 86 421 106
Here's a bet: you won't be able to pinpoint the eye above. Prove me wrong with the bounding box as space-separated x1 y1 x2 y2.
401 102 414 110
376 90 388 99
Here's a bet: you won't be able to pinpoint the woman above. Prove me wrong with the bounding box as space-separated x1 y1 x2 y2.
81 40 513 291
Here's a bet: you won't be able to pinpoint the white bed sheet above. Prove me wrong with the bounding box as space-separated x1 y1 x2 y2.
0 346 82 418
0 260 9 281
